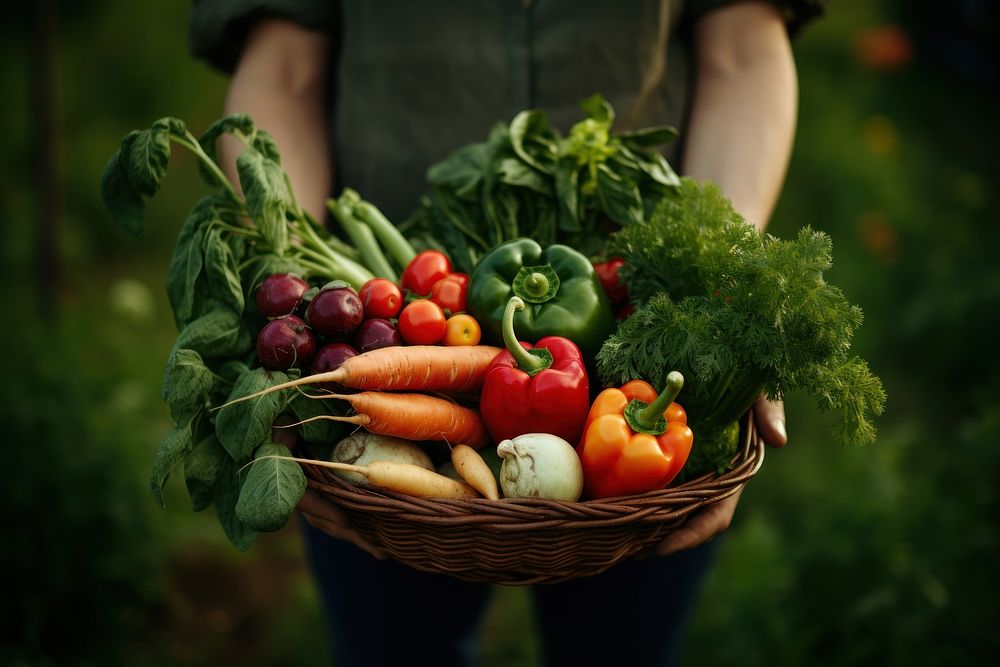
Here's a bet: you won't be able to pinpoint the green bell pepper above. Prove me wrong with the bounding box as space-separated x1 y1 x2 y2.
468 238 615 360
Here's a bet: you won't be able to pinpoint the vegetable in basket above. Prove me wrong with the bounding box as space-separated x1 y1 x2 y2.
468 238 614 361
597 179 886 477
497 433 585 501
479 296 590 444
577 372 693 499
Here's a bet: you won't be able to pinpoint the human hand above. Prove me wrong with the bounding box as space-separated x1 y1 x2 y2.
298 489 388 560
655 396 787 556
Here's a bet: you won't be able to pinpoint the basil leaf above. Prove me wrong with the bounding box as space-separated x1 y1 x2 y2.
496 158 551 196
578 93 614 125
215 457 256 551
184 433 227 512
427 142 490 198
237 148 290 256
235 443 306 532
216 368 290 461
618 145 681 188
204 228 245 314
100 131 146 237
172 306 251 361
216 359 251 384
554 158 581 232
251 131 281 162
149 410 198 509
597 164 644 226
618 125 678 148
162 348 215 420
128 117 186 197
509 110 556 173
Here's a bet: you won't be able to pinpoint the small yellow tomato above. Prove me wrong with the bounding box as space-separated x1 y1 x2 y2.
443 313 482 346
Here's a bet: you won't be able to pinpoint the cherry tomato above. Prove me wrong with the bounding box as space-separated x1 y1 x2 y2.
359 278 403 319
398 299 447 345
443 314 482 346
430 273 469 313
593 257 628 304
401 250 453 295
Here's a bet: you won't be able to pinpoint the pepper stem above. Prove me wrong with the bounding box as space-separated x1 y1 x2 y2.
502 296 553 376
625 371 685 435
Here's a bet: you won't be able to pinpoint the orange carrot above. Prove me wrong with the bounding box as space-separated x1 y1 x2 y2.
301 391 490 448
213 345 502 411
269 455 481 499
451 444 500 500
331 345 502 392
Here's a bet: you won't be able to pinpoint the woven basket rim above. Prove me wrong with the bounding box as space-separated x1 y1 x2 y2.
301 411 765 529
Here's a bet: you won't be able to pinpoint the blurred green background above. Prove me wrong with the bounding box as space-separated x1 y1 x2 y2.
2 1 997 665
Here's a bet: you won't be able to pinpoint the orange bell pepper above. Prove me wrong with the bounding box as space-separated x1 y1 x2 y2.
577 371 694 499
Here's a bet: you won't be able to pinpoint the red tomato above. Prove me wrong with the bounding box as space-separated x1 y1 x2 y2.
359 278 403 319
398 299 447 345
401 250 453 295
443 313 482 346
593 257 627 303
430 273 469 313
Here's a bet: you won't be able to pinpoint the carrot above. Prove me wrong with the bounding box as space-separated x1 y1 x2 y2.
451 444 500 500
297 391 490 448
331 345 502 392
265 455 481 499
213 345 502 411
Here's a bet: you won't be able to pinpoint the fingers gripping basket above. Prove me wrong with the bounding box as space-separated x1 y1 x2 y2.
301 412 765 585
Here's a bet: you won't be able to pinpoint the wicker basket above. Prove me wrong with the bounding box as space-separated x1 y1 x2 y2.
301 411 765 585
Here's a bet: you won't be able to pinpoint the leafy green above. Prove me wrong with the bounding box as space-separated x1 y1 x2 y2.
215 368 290 462
171 305 251 361
204 227 245 314
411 94 679 268
235 443 307 532
184 433 228 512
598 178 886 458
161 348 215 420
149 410 199 509
214 457 256 551
236 146 291 256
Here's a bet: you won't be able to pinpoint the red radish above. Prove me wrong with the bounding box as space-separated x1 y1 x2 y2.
257 273 308 317
257 315 316 370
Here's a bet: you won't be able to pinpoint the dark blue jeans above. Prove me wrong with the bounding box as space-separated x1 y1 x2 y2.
302 519 719 667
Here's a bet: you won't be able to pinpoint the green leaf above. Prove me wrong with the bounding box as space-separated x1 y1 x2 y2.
166 196 224 328
198 113 255 184
427 142 490 198
509 110 557 173
184 433 227 512
289 394 349 444
237 148 290 256
162 348 216 420
149 410 198 509
204 228 245 314
618 125 678 148
597 164 644 226
216 368 290 461
214 457 256 551
553 158 581 232
172 306 251 361
128 117 186 197
618 145 681 188
100 131 145 237
235 443 306 532
496 158 552 196
578 93 615 125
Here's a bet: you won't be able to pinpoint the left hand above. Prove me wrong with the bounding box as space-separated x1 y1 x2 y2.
655 396 787 556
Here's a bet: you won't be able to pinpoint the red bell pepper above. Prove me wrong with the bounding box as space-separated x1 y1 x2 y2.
577 372 694 498
479 296 590 444
593 257 628 304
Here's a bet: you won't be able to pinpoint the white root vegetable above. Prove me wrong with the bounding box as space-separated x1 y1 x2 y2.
496 433 584 501
331 432 433 485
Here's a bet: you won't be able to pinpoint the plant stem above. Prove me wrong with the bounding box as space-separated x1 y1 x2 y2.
636 372 684 428
502 296 552 376
172 131 239 201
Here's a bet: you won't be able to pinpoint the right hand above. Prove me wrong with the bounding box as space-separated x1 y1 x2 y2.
297 489 388 560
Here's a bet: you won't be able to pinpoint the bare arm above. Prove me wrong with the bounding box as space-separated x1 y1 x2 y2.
220 18 332 221
658 1 795 556
681 1 798 231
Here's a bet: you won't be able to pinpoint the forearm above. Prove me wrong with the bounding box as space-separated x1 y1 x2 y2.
220 19 332 221
681 2 797 231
